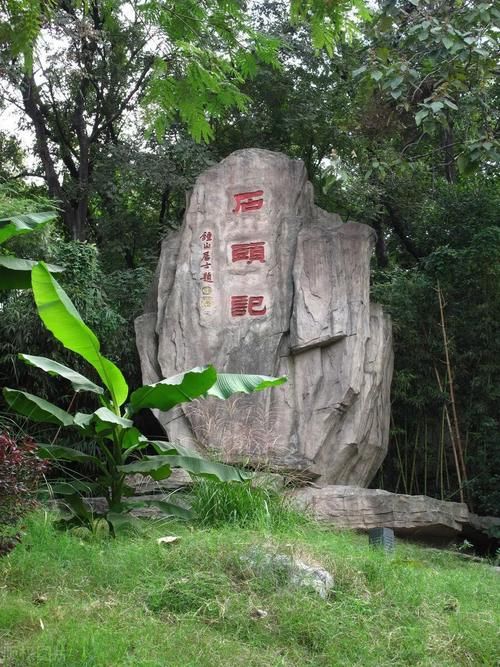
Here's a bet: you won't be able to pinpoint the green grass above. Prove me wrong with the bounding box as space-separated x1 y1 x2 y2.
0 511 499 666
190 479 306 529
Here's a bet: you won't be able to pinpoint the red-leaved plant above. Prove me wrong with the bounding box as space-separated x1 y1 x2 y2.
0 431 48 527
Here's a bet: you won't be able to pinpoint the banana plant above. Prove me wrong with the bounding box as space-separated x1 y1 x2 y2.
3 262 286 532
0 211 63 289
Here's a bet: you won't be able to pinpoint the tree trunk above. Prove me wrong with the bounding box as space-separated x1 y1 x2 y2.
383 198 423 261
61 196 88 242
159 184 170 229
21 74 65 206
442 122 456 184
372 219 389 268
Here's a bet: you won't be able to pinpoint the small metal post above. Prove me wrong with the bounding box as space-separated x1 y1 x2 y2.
369 527 395 552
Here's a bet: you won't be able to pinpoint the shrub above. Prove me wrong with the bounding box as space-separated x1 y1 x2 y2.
0 429 48 527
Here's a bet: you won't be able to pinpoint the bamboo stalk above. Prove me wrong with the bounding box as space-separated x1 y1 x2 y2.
50 392 77 445
439 406 445 500
434 365 464 503
436 282 468 491
391 414 408 494
409 423 419 495
404 421 409 493
423 419 428 497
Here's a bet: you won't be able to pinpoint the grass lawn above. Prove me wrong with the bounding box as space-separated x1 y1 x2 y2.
0 511 499 666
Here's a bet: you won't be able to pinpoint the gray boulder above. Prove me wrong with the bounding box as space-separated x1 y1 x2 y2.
240 546 334 599
135 148 393 486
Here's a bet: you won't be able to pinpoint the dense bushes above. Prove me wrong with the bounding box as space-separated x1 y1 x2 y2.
0 428 48 527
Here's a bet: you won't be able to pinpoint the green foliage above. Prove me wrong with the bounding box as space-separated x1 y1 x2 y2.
0 135 25 181
290 0 370 54
31 262 128 406
355 0 499 176
372 177 500 513
143 46 249 144
140 0 359 142
19 355 104 395
0 210 61 289
0 0 56 69
0 180 63 291
3 264 286 531
191 479 304 529
1 512 499 665
0 239 137 426
0 211 55 245
3 389 75 426
48 242 131 370
1 0 364 241
90 139 214 272
211 1 362 202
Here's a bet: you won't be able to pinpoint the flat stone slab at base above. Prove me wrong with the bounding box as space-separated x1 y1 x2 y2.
290 485 500 541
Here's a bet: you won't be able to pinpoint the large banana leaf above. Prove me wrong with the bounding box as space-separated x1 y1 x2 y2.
206 373 287 399
71 408 133 439
149 441 200 457
41 480 103 496
60 494 92 523
37 444 102 465
120 455 249 482
19 354 104 394
31 262 128 406
93 407 133 429
0 256 63 290
129 368 287 413
0 211 57 245
106 512 142 534
73 412 94 430
129 365 217 413
3 388 74 426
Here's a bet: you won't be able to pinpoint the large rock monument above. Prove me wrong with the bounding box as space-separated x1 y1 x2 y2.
135 149 393 486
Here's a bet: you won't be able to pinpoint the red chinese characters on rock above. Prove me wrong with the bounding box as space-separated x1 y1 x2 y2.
232 190 264 214
231 295 267 317
231 241 265 264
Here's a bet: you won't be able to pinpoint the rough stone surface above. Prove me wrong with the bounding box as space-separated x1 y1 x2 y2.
290 485 500 539
125 469 285 494
126 469 192 493
136 148 393 486
241 546 334 598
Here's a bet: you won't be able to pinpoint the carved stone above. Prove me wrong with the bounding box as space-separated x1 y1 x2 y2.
135 149 393 486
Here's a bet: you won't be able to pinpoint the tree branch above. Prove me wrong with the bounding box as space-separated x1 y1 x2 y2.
20 73 65 205
90 58 153 141
383 198 423 261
